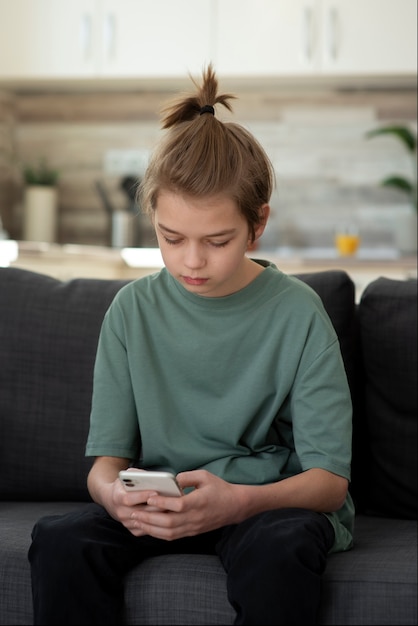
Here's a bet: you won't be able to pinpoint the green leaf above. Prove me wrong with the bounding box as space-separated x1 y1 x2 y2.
366 125 416 152
381 176 414 194
23 158 59 186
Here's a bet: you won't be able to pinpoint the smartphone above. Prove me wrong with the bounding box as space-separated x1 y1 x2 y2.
119 470 183 497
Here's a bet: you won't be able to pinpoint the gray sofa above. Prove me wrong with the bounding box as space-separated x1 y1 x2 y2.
0 265 416 626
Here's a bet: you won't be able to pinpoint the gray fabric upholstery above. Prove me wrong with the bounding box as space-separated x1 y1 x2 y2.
359 277 418 518
0 502 416 625
0 269 129 501
0 266 417 625
0 502 92 626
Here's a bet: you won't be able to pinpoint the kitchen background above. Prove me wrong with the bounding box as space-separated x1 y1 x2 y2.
0 0 417 256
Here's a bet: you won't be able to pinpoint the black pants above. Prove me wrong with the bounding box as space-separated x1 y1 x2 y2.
28 504 334 626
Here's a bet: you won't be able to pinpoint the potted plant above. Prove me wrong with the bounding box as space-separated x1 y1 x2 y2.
365 124 417 255
22 158 59 243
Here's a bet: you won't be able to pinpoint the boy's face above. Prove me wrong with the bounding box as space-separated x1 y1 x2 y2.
153 190 267 298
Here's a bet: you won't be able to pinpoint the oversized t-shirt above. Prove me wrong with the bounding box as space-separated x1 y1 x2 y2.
86 262 354 553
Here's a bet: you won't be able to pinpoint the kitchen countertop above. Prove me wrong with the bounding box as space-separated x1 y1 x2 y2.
1 240 416 302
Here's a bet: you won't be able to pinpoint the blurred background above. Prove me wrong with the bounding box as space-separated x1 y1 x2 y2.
0 0 417 262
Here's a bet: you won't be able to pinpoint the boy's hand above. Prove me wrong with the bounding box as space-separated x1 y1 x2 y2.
127 470 246 540
106 471 165 533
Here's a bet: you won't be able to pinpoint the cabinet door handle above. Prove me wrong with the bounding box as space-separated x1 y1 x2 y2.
104 13 116 60
328 6 339 60
303 6 314 61
79 14 92 60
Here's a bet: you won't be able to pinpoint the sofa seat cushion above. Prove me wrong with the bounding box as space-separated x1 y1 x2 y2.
1 502 416 626
319 515 418 625
0 501 92 625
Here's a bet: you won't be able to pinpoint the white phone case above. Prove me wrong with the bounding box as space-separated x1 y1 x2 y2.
119 470 183 496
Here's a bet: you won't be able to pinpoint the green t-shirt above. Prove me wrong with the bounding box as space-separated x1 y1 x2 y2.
86 262 354 553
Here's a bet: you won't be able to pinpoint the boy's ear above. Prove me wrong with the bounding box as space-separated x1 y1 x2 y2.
254 204 270 239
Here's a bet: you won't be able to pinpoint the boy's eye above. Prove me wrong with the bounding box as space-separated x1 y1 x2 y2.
163 236 182 245
210 240 229 248
162 235 230 248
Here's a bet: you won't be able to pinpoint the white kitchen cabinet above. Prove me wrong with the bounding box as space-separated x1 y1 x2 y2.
214 0 417 78
0 0 416 83
98 0 212 77
320 0 417 75
0 0 100 78
0 0 212 80
214 0 321 76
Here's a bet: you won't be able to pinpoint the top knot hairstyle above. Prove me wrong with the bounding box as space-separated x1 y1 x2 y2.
138 64 275 242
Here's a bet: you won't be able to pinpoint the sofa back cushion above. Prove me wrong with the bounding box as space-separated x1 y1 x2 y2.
359 277 417 519
0 266 356 502
0 268 129 501
294 269 358 391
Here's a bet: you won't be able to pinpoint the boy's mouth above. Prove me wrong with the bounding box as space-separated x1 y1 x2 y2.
182 276 209 286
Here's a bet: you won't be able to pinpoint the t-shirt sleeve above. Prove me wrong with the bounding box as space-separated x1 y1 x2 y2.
85 301 141 460
290 329 353 481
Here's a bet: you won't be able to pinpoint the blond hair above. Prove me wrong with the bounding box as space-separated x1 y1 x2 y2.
138 64 275 242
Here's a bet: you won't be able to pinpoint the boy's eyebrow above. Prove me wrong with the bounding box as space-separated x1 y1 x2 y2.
158 223 237 237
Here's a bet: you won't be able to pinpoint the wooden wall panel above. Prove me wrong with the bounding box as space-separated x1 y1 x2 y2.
1 86 416 247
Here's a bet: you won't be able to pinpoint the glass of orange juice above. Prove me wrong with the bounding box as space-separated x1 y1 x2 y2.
335 224 360 257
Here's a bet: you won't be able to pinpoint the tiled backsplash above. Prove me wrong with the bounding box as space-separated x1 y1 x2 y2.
0 84 416 249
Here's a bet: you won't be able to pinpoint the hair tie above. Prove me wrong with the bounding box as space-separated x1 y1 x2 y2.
200 104 215 116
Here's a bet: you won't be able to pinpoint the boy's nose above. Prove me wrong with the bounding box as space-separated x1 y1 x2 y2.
184 243 206 269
